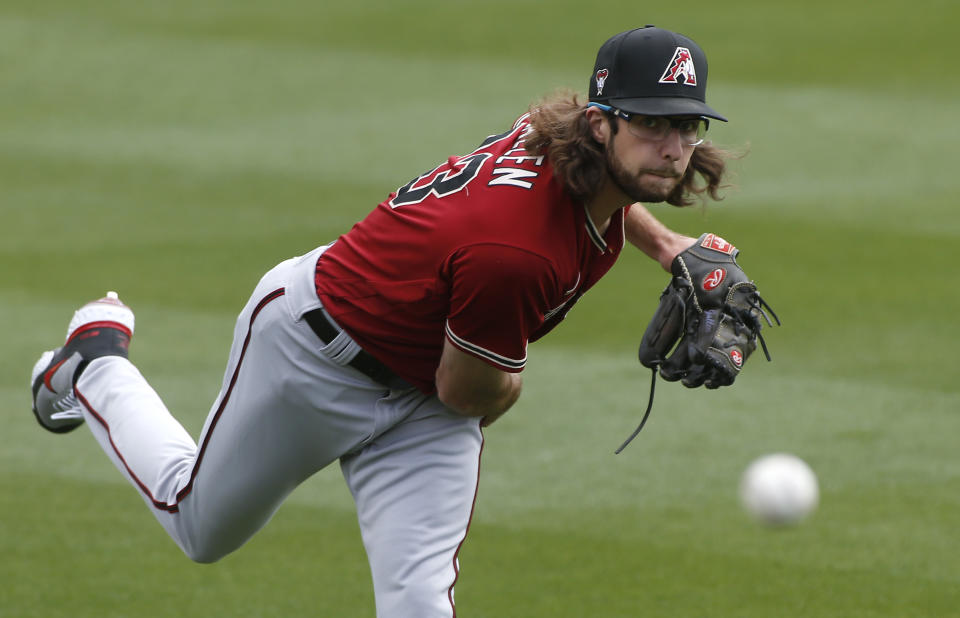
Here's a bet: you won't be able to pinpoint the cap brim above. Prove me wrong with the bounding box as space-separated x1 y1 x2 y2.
608 96 728 122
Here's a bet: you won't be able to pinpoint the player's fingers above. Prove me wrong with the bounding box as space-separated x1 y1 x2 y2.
659 363 685 382
704 372 731 389
702 354 736 389
681 364 710 388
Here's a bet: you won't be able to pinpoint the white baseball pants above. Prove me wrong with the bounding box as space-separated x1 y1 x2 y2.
73 246 484 617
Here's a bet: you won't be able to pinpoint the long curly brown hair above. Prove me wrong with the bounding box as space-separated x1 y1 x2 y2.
523 90 733 206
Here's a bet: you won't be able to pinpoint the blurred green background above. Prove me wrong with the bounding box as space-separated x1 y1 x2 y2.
2 1 958 616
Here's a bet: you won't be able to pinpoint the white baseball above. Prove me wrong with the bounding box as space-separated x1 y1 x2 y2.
739 453 819 526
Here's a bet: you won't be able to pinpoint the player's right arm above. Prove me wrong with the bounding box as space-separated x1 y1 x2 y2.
437 242 554 426
624 203 696 271
435 338 522 426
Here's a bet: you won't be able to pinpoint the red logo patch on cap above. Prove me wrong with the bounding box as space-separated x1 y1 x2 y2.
595 69 609 95
730 349 743 368
659 47 698 86
702 268 726 291
700 233 736 255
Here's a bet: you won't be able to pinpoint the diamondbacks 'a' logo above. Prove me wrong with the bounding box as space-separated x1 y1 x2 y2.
595 69 609 95
659 47 698 86
702 268 726 291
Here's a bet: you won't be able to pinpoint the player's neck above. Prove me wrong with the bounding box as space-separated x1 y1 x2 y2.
585 177 633 235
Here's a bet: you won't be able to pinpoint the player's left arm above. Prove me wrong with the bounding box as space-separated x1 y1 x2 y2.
623 203 696 271
624 202 779 387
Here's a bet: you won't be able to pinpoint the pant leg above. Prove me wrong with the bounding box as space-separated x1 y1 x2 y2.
75 248 396 562
341 395 484 618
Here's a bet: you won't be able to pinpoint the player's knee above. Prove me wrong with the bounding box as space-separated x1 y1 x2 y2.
182 544 223 564
186 549 222 564
179 537 230 564
171 508 260 563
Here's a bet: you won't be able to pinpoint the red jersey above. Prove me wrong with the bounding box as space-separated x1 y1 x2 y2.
315 114 629 392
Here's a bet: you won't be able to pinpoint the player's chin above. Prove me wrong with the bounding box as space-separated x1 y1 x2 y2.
628 176 678 203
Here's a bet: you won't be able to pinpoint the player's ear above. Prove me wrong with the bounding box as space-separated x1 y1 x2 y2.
585 106 611 145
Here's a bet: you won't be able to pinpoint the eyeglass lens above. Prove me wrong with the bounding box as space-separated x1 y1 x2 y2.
626 116 707 145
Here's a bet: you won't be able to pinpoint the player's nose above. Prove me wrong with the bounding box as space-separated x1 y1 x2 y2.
659 130 685 161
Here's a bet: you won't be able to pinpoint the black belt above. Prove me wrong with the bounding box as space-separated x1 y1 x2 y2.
303 308 400 387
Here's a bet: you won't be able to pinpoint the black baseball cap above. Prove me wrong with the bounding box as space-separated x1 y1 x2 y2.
588 26 727 122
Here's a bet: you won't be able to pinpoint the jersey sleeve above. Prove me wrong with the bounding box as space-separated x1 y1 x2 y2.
444 243 558 372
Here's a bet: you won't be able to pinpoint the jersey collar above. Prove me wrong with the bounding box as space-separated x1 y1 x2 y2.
583 205 609 253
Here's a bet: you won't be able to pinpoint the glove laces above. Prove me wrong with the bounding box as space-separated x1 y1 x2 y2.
615 367 658 454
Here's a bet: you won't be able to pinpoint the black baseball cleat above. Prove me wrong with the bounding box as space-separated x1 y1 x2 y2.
30 291 135 433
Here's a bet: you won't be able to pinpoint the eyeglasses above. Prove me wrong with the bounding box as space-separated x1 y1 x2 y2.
587 103 709 147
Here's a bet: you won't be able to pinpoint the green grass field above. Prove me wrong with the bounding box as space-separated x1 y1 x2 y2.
3 1 959 616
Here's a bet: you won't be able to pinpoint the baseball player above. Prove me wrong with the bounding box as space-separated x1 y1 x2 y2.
30 26 770 616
